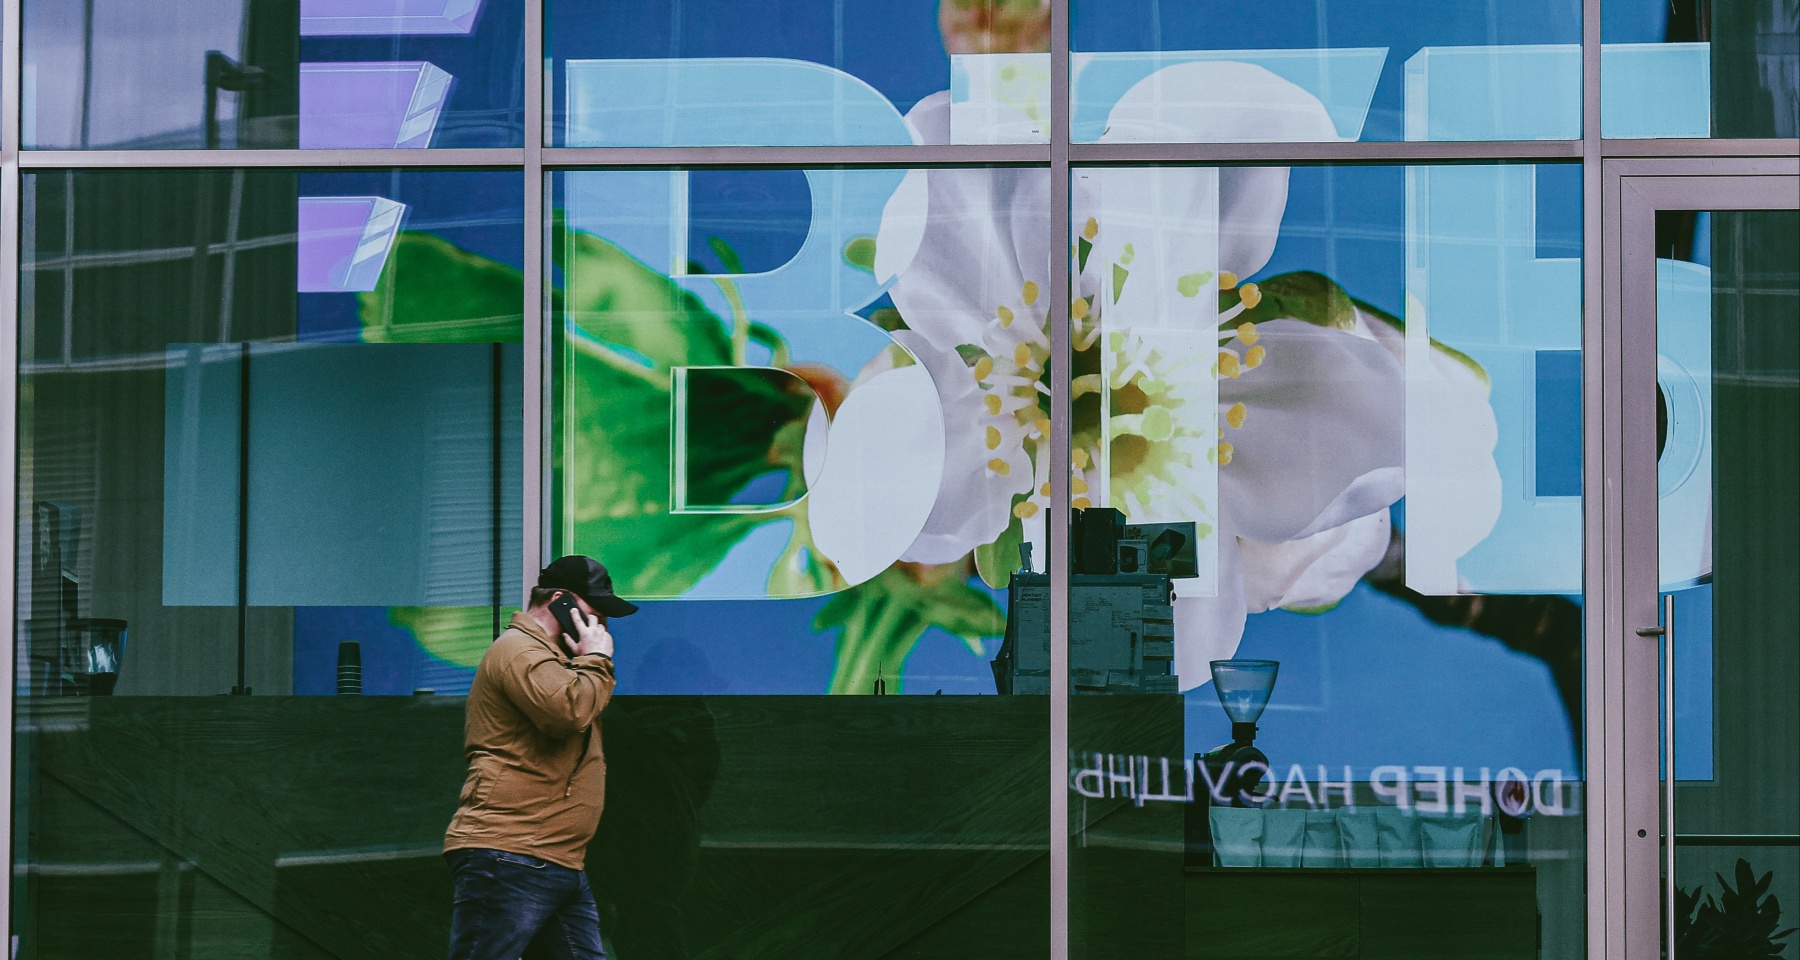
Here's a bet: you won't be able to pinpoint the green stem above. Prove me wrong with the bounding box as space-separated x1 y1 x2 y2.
712 276 751 366
829 597 928 695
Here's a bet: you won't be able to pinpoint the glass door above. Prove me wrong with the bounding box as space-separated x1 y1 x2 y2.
1612 162 1800 960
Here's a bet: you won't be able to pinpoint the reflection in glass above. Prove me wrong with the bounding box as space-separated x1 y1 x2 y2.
1070 0 1583 142
1211 658 1278 724
1602 0 1800 138
548 0 1049 146
13 169 522 955
378 166 1076 955
1059 164 1588 957
1657 210 1800 957
22 0 523 148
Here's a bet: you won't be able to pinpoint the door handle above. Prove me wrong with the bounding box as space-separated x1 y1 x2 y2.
1639 594 1677 958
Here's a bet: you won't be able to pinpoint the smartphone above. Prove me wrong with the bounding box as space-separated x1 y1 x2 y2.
549 593 583 641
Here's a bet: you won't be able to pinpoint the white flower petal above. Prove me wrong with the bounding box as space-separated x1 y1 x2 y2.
1074 167 1219 331
894 331 1034 563
1099 61 1341 145
904 89 953 146
1172 535 1249 691
1240 509 1391 614
1218 167 1288 281
801 399 829 488
807 365 946 586
875 169 931 284
1218 319 1405 543
882 167 1050 354
1290 466 1405 541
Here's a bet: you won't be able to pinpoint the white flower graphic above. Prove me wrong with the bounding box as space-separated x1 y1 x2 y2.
858 62 1497 688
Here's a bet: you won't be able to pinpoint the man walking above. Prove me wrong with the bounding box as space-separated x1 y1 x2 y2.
444 555 637 960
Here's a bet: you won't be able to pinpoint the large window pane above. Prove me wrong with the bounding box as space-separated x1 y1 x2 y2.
13 169 522 956
1056 163 1588 957
22 0 524 149
1657 209 1799 956
1070 0 1583 142
541 166 1052 953
1602 0 1799 138
547 0 1050 146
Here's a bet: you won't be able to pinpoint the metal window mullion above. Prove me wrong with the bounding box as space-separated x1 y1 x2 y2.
1048 0 1071 957
1071 140 1582 164
1581 0 1614 954
1599 138 1800 159
522 0 545 599
17 148 528 168
542 145 1050 167
2 0 24 944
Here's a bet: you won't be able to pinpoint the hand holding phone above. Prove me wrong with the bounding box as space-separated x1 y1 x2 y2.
550 593 613 659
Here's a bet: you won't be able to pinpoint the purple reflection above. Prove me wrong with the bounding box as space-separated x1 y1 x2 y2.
300 62 454 148
298 197 407 293
301 0 484 36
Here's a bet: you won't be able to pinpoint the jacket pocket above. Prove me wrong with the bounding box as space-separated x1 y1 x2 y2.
457 771 491 807
484 763 542 813
489 850 549 869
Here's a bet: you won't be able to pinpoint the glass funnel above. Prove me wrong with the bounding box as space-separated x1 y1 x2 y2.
1209 660 1280 724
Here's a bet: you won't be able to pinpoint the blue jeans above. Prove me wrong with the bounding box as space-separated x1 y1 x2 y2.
446 848 607 960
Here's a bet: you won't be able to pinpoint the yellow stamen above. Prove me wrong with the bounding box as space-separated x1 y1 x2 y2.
1071 476 1089 494
1040 482 1053 497
1013 343 1034 366
1071 496 1093 509
1035 418 1051 436
997 305 1014 327
1245 345 1266 369
986 426 1003 450
1071 297 1090 320
973 356 994 382
1021 281 1040 306
984 394 1004 415
1217 441 1235 465
1219 271 1239 290
1239 282 1262 309
1236 322 1258 346
1014 501 1040 519
1072 448 1091 469
1225 402 1247 429
1082 217 1098 240
987 458 1012 476
1218 350 1242 379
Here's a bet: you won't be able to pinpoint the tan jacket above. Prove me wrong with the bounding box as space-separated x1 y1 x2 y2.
443 611 616 869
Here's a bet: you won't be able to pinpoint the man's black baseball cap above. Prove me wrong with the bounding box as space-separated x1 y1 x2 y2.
538 555 639 618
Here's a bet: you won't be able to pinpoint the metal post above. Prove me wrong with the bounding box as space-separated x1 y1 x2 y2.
2 0 25 941
1048 0 1072 957
522 0 546 598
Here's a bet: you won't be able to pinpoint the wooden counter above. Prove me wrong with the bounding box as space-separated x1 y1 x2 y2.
16 695 1176 960
14 695 1534 959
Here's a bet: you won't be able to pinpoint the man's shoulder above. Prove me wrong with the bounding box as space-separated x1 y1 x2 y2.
481 628 556 669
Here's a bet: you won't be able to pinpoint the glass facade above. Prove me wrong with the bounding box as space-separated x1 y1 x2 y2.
3 3 1797 960
1602 0 1800 139
1064 161 1589 957
1071 0 1585 142
24 0 525 148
